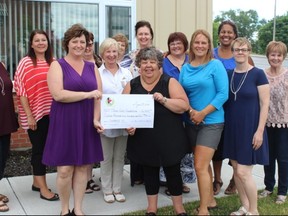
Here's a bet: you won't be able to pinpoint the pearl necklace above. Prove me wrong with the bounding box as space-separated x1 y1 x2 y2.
0 76 5 96
230 69 249 101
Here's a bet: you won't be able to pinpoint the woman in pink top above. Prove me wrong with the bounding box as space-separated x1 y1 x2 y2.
258 41 288 205
14 30 59 201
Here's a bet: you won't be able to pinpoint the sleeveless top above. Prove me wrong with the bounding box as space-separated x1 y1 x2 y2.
43 59 103 166
127 73 189 167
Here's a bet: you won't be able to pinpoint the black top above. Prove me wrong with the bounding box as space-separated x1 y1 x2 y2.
127 74 189 167
0 63 18 136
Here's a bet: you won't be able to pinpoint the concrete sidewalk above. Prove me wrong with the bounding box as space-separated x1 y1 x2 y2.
0 160 265 215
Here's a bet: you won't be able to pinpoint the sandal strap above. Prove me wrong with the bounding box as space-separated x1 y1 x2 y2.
87 179 100 191
0 203 9 212
0 194 9 203
231 206 248 215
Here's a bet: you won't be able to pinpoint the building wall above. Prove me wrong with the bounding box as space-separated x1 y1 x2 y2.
11 94 31 150
136 0 212 51
10 0 213 150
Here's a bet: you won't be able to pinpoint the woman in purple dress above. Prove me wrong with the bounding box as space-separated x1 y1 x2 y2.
223 37 269 215
42 24 104 216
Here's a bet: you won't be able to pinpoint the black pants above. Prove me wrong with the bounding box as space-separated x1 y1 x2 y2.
130 160 144 186
0 134 11 180
143 163 182 196
27 115 49 176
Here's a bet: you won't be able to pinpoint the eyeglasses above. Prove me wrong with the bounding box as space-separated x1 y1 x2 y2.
232 48 250 53
87 42 94 47
169 41 182 47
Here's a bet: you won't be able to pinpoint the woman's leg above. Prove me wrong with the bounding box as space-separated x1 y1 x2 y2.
164 163 186 214
0 134 10 180
212 131 224 195
0 134 10 212
212 160 223 194
232 160 258 214
112 136 127 193
143 165 160 214
263 127 276 192
72 165 89 215
100 136 114 195
275 127 288 196
194 145 216 215
28 115 56 198
57 166 74 215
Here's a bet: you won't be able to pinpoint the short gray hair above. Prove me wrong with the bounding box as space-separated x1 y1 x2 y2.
135 47 163 69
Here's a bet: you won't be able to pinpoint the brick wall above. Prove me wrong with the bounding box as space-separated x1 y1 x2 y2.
11 93 32 150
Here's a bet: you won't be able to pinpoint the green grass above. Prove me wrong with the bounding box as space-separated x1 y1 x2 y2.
124 188 288 215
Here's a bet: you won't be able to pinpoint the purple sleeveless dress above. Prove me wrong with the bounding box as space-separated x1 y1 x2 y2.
42 59 103 166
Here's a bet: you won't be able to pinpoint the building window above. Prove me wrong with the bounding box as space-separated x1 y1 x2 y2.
0 0 134 80
106 6 131 50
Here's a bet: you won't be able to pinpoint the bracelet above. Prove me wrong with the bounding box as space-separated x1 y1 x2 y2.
187 108 193 114
162 97 167 105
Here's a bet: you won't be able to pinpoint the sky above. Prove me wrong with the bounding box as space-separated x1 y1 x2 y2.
213 0 288 21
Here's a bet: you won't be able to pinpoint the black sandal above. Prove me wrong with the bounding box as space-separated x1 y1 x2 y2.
213 180 223 195
86 179 100 192
0 194 9 203
164 189 171 196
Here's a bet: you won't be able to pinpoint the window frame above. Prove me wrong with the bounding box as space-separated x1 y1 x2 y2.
0 0 136 80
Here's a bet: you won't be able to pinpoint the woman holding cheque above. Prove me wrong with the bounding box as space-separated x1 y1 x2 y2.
123 47 189 216
98 38 132 203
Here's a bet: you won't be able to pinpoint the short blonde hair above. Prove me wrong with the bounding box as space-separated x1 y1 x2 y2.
99 38 119 58
265 41 287 59
231 37 252 52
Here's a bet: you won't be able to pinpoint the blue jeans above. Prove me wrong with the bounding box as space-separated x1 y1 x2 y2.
264 126 288 196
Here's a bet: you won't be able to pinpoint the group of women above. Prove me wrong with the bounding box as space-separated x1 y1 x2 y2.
0 18 287 216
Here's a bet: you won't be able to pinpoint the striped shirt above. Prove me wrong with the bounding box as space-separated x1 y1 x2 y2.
14 56 52 130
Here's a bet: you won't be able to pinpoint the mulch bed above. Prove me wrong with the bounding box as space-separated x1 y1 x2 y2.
4 149 129 177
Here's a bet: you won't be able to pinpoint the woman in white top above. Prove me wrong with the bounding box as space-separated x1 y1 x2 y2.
98 38 132 203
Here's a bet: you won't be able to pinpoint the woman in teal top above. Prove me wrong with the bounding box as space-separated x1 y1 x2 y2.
179 29 228 215
180 60 228 124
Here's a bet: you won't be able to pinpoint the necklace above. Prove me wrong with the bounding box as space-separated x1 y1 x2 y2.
0 76 5 96
230 69 249 101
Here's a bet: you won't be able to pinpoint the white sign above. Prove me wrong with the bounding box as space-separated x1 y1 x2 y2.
101 94 154 129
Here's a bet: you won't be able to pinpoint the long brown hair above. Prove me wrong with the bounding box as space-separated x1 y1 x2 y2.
27 30 53 67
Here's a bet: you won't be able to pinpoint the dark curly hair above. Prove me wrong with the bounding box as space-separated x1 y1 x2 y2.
135 47 163 69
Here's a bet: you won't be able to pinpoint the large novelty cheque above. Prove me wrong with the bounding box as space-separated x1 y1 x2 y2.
101 94 154 129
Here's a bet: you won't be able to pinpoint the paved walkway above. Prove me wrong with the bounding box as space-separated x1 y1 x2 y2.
0 160 266 215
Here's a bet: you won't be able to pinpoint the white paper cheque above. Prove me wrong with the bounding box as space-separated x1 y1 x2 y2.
101 94 155 129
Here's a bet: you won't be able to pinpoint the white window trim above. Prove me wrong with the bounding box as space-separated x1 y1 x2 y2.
30 0 137 50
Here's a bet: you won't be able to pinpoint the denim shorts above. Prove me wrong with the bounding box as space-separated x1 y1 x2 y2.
185 123 224 150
